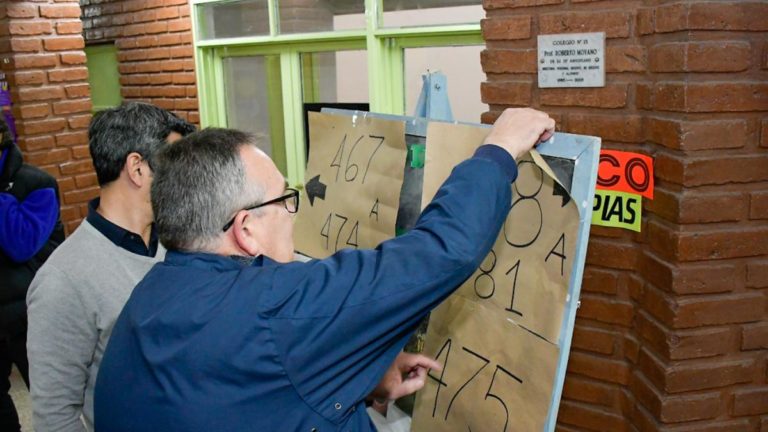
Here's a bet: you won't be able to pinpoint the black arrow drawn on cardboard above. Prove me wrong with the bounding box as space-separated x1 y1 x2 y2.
306 175 327 206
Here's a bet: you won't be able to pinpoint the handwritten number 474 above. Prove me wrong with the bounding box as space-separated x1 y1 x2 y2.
330 134 386 184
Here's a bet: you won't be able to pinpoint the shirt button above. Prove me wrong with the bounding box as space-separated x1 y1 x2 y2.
334 402 342 410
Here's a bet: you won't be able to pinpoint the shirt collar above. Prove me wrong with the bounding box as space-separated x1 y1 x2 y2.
164 250 275 271
87 198 159 257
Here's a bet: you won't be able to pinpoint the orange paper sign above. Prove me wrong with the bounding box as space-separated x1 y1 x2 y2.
596 150 654 199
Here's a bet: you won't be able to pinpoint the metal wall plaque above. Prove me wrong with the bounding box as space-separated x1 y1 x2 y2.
538 32 605 88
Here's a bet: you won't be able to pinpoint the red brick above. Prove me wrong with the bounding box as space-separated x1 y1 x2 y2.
17 135 55 152
55 131 88 147
166 19 190 32
48 67 89 83
649 42 751 73
11 71 45 85
571 324 617 355
541 84 628 109
586 238 637 270
59 159 94 176
751 191 768 220
567 351 630 385
649 82 768 113
68 114 92 129
6 4 38 18
681 192 747 224
557 400 628 431
18 86 65 103
13 53 57 70
74 172 97 188
747 260 768 289
157 33 182 46
481 49 535 74
39 4 82 19
581 266 618 295
43 36 85 51
655 153 768 187
59 204 79 223
666 357 757 393
742 322 768 351
147 21 170 34
63 186 99 205
606 45 645 73
638 310 737 360
482 0 562 10
539 11 631 39
56 21 82 35
60 52 86 65
674 292 766 328
632 372 721 423
689 2 768 31
480 16 531 41
645 117 751 151
10 38 42 53
65 83 90 99
18 118 66 135
17 103 50 120
174 98 198 110
641 251 742 295
156 7 180 20
562 376 620 407
678 226 768 262
481 81 532 106
53 99 92 115
577 294 634 327
9 21 52 36
762 119 768 148
732 387 768 416
171 73 196 86
26 148 71 166
566 114 642 143
169 45 192 58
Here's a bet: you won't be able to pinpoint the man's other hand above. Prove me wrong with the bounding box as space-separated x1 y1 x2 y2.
370 352 442 402
483 108 556 160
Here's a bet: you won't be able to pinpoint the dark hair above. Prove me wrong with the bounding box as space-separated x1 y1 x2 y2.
88 102 196 186
151 128 265 251
0 115 13 149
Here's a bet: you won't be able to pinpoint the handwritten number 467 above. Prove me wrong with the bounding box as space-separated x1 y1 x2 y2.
330 134 386 184
428 338 522 432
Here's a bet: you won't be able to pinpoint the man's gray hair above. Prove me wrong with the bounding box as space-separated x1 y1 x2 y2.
151 128 266 251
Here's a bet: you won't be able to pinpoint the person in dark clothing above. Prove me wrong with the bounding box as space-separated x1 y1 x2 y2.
0 116 64 431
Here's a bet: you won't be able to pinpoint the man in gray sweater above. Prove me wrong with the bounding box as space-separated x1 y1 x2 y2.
26 102 195 432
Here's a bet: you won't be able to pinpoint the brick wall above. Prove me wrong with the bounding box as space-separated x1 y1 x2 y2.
0 0 94 234
481 1 768 430
80 0 198 124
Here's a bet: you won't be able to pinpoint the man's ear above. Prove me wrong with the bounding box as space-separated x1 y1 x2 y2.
232 211 263 257
125 152 147 188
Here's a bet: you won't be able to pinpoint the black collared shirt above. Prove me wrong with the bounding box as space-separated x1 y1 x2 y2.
87 198 159 257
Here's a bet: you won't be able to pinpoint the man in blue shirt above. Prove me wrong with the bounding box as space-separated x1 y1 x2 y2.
95 108 555 431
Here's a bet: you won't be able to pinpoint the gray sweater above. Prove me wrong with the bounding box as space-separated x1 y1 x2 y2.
26 220 165 432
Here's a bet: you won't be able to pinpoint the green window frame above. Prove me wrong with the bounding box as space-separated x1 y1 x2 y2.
191 0 483 186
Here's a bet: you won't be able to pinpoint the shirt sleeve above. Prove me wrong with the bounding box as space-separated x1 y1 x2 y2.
0 188 59 263
261 147 516 423
27 265 94 432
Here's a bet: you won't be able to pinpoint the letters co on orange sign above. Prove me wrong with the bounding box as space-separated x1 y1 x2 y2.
592 150 654 232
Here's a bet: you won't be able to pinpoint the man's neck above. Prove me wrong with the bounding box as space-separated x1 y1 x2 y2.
98 185 153 246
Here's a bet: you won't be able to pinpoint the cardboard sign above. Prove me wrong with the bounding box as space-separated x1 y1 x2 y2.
412 122 580 431
591 189 642 232
596 150 653 199
293 112 407 258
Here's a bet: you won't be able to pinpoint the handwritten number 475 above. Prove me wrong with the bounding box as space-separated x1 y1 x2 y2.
330 134 386 184
428 338 522 432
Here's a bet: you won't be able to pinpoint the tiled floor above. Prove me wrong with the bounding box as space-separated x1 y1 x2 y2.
9 366 32 432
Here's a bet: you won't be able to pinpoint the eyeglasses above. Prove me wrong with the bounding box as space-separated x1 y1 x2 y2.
222 188 300 231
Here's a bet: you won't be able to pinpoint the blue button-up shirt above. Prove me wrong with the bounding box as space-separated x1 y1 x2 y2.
94 145 517 431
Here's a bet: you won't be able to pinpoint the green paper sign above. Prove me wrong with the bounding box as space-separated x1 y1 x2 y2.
592 189 642 232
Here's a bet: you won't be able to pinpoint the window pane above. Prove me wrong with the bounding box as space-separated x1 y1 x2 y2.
383 1 483 28
301 51 368 104
404 45 484 123
223 56 288 174
198 0 270 40
278 0 365 34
